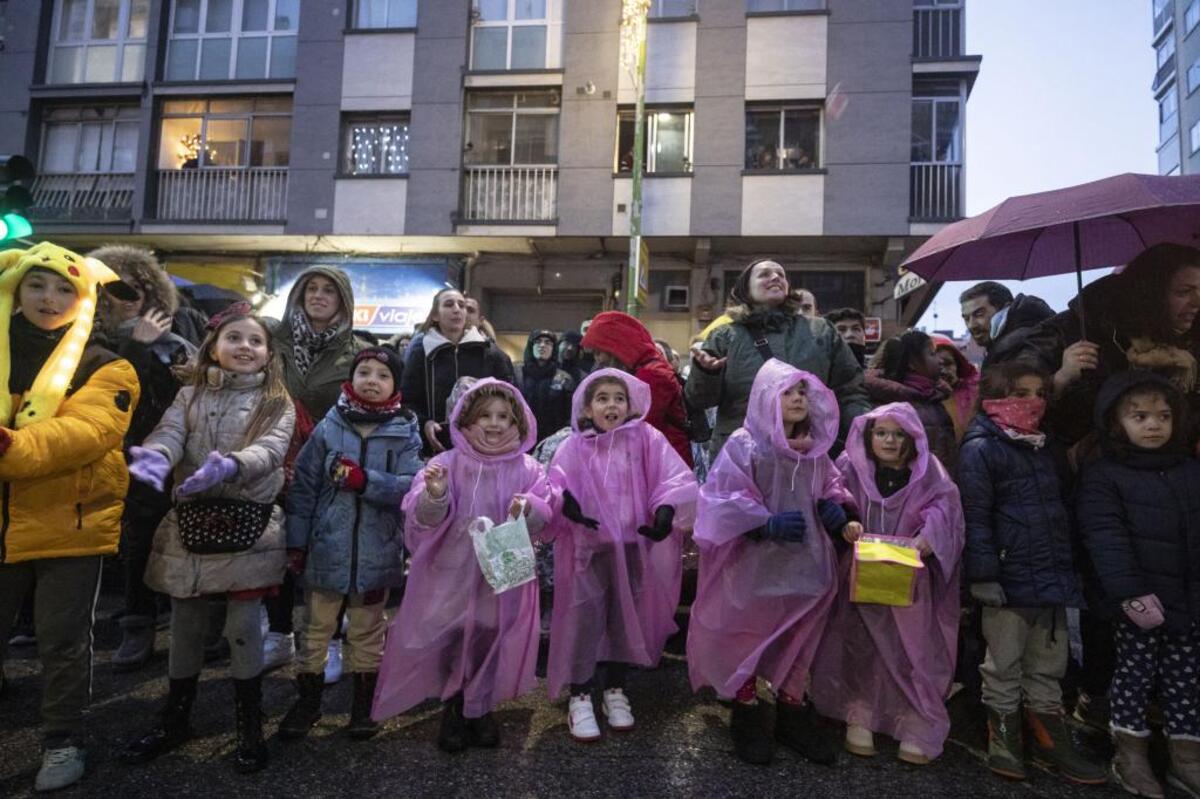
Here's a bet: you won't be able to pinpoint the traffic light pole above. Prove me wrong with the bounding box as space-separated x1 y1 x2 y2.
621 1 651 318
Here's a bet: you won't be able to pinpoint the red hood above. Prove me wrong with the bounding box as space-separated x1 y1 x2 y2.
582 311 661 369
932 335 978 382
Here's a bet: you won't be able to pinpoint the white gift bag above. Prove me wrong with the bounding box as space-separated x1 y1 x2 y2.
468 509 537 594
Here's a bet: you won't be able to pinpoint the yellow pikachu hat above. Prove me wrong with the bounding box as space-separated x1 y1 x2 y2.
0 242 127 428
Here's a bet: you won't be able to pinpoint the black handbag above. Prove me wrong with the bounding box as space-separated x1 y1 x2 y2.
176 498 273 554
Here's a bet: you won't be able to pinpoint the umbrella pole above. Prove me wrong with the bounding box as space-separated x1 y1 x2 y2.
1074 220 1087 341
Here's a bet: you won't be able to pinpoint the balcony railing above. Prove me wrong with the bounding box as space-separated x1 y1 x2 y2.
156 167 288 222
29 173 135 221
460 165 557 223
910 162 963 222
1154 0 1175 36
913 6 963 60
1153 56 1177 93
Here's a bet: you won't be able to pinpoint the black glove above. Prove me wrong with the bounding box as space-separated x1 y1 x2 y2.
760 510 807 543
637 505 675 542
816 499 849 535
562 490 600 530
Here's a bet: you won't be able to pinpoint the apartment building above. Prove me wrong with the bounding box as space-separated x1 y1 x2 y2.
0 0 980 353
1152 0 1200 175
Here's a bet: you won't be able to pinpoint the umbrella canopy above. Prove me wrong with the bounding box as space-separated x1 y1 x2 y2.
901 173 1200 282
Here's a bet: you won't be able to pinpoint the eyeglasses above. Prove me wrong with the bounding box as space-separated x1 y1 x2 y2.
871 429 909 441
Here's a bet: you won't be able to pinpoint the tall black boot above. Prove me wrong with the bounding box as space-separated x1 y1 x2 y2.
278 672 325 741
730 701 774 765
232 676 269 774
347 672 380 741
122 675 199 764
775 699 837 765
437 695 467 753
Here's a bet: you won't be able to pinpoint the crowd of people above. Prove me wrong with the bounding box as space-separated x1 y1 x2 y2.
2 240 1200 798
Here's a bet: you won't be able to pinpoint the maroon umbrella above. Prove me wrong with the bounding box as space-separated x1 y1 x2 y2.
900 173 1200 337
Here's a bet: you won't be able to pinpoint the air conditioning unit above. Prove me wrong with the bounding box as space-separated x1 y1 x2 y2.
662 285 690 312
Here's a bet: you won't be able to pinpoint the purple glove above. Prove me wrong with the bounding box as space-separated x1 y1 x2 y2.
1122 594 1166 630
128 446 171 492
177 451 238 496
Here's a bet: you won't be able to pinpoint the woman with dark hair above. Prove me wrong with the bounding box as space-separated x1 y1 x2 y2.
686 259 868 457
864 330 958 475
401 288 514 454
1022 243 1200 446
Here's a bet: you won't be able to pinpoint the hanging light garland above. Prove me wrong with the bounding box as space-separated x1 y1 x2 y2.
350 123 410 174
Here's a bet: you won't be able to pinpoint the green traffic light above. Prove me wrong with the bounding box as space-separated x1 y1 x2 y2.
0 213 32 242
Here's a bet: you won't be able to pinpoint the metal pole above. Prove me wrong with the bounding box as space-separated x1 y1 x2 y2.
621 1 651 318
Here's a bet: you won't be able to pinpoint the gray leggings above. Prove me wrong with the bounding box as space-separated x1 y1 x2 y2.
169 596 263 680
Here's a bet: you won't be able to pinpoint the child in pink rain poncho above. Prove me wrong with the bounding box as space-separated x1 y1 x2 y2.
372 380 553 753
811 403 964 765
546 369 698 742
688 359 859 767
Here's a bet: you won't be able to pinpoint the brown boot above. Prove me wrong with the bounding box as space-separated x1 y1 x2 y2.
1112 731 1163 798
1026 707 1108 785
1168 737 1200 798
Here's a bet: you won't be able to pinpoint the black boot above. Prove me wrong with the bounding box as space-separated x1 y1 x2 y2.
437 695 467 753
465 712 500 748
347 672 380 741
278 672 325 741
775 699 837 765
122 675 199 764
730 701 774 765
232 676 269 774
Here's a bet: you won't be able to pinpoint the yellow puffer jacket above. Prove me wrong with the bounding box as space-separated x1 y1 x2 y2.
0 357 139 564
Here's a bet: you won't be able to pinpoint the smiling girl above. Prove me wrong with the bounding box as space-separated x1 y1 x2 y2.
545 369 697 741
124 306 294 775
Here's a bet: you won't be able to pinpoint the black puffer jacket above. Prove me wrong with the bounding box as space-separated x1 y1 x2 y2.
982 293 1055 371
401 326 515 452
516 330 575 444
1077 372 1200 633
959 413 1083 608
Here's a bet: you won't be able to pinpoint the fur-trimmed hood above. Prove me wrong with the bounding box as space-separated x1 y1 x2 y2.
89 245 179 316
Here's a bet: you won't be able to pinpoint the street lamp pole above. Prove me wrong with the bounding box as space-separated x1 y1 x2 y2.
620 0 651 318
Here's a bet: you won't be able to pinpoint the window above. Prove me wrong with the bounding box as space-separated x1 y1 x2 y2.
342 116 410 174
1158 34 1177 69
41 106 140 173
616 108 693 173
650 0 696 17
1188 0 1200 32
471 0 550 70
49 0 148 84
464 91 559 165
745 106 820 169
158 97 291 169
746 0 824 10
165 0 299 81
1161 89 1179 143
1191 119 1200 154
911 96 961 163
1189 57 1200 93
353 0 416 28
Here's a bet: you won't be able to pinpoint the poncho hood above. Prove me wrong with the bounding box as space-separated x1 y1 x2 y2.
744 359 838 461
842 402 930 504
570 367 652 435
447 377 538 460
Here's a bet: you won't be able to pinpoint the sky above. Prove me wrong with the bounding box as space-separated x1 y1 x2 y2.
915 0 1160 336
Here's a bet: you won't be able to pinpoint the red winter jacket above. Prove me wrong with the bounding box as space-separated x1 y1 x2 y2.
582 312 693 467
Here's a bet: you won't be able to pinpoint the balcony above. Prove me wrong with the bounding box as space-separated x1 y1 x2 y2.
29 173 134 221
910 163 963 222
1153 57 1177 93
155 167 288 222
913 6 963 60
1154 0 1175 38
459 165 557 224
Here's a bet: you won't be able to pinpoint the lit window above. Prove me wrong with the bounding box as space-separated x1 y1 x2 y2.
745 106 821 169
342 117 410 174
49 0 148 84
157 97 292 170
616 108 694 173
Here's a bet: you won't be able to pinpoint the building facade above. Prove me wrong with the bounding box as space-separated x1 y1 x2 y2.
1153 0 1200 175
0 0 979 355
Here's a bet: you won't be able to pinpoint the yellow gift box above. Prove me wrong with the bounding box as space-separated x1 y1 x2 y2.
850 535 925 607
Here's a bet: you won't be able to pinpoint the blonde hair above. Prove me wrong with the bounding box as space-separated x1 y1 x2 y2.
456 384 529 440
188 313 290 448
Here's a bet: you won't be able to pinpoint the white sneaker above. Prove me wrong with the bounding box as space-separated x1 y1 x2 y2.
35 744 85 792
602 688 635 731
324 639 343 685
568 694 601 742
262 631 295 672
845 723 876 757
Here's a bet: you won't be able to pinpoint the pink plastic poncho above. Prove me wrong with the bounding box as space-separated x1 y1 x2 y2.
544 368 698 698
687 360 853 699
372 379 553 721
811 402 964 758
